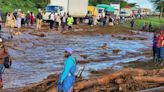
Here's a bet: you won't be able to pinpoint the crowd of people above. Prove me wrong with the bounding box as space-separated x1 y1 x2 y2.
86 13 117 27
0 8 75 39
49 12 74 32
141 22 152 31
1 9 43 38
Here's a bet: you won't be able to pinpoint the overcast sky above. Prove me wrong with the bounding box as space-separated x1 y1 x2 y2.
127 0 154 10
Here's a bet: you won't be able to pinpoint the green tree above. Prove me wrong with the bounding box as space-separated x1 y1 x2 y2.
89 0 110 6
150 0 164 18
120 0 128 8
128 3 136 7
34 0 48 9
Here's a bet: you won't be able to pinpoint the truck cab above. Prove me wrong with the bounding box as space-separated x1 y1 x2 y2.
120 11 130 18
97 8 105 17
43 5 64 21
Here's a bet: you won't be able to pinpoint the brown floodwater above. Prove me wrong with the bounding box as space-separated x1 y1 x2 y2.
1 28 153 89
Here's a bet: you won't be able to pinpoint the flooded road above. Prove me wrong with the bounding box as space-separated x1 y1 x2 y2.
2 30 153 89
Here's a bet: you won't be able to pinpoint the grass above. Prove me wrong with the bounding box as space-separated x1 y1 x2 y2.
135 16 164 29
122 16 164 31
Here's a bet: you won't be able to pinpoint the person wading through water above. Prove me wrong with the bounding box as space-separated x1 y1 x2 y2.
58 48 76 92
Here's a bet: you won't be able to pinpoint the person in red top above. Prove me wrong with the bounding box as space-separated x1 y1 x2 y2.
157 30 164 65
157 30 164 47
30 12 35 26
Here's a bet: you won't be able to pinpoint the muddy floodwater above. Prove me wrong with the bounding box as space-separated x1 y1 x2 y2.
1 30 153 89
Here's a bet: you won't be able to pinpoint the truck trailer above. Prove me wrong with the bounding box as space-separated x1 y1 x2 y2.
43 0 88 21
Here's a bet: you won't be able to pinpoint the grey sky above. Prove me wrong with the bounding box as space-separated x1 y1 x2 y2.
127 0 154 10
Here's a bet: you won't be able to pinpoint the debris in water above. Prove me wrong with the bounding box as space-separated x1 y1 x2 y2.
29 32 46 37
80 54 88 59
112 49 121 54
101 43 109 50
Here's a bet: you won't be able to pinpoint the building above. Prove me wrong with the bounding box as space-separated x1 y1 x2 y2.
120 5 132 17
110 2 120 16
138 8 151 15
131 5 140 17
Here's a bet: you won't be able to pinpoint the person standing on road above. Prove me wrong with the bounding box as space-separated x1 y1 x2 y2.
0 8 2 33
130 19 134 30
93 15 98 25
36 9 43 31
5 12 15 39
148 22 152 32
49 12 55 30
16 10 22 33
25 11 30 26
157 30 164 66
153 33 157 60
56 14 61 31
21 11 25 26
141 22 145 31
13 9 17 20
67 15 74 30
109 16 113 26
58 48 76 92
30 12 35 26
61 13 67 32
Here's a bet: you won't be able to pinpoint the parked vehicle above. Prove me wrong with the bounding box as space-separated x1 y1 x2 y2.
43 0 88 21
120 11 131 17
87 6 98 17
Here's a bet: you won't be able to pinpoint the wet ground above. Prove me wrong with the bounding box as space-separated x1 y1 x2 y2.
1 25 153 89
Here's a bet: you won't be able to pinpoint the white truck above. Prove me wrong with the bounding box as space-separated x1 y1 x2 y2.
43 0 88 21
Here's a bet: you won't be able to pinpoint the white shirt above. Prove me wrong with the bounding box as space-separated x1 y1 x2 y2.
50 14 55 21
62 16 67 23
56 15 61 22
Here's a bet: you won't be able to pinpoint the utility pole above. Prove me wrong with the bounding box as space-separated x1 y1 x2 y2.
160 0 163 18
67 0 69 15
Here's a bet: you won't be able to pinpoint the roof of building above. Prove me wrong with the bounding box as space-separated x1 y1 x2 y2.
124 5 131 9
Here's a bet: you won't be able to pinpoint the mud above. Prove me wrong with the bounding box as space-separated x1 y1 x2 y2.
0 23 154 90
82 75 163 92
